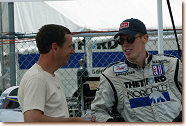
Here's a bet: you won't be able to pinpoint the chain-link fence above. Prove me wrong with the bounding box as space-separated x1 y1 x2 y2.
0 29 182 117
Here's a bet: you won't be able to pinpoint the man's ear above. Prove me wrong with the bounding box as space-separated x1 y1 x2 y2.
51 42 58 52
143 34 149 44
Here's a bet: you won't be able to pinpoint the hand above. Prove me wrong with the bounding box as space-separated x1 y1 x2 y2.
81 116 96 122
82 110 96 122
91 115 96 122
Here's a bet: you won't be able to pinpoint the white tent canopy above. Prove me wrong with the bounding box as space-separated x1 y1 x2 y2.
14 2 84 33
1 0 182 33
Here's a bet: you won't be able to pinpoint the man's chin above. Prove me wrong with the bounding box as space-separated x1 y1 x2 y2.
59 62 68 67
126 56 136 63
126 55 132 60
64 61 69 66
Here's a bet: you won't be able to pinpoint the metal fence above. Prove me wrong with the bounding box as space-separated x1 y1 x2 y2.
0 29 183 116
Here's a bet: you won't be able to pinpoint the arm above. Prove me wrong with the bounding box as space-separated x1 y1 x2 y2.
177 59 182 92
172 59 182 122
24 109 90 122
91 74 115 122
21 78 95 122
172 111 182 122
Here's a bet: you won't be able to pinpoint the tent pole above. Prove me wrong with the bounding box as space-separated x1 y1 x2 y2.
85 37 92 76
8 2 16 86
0 2 5 92
157 0 164 54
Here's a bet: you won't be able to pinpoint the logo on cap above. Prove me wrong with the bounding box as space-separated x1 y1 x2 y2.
120 22 129 29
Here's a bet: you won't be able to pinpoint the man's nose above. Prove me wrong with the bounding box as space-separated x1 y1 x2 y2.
122 40 130 46
71 49 75 54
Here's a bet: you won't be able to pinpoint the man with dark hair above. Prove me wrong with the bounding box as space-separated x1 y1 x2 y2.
91 18 182 122
18 24 94 122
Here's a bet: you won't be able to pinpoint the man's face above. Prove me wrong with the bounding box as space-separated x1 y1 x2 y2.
56 34 75 66
119 33 146 62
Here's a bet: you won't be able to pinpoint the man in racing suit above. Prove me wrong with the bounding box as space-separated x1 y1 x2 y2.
91 18 182 122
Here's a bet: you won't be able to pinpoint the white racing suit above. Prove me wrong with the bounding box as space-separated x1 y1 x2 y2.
91 53 182 122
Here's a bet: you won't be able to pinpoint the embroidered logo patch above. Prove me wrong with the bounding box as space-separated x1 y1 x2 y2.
113 63 128 73
120 22 129 29
152 64 165 76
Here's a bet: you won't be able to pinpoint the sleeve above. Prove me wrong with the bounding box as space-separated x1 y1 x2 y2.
171 59 182 122
172 111 182 122
22 76 47 113
91 73 115 122
177 59 182 92
174 59 182 94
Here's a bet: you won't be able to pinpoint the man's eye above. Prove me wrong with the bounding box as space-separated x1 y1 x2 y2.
69 45 74 49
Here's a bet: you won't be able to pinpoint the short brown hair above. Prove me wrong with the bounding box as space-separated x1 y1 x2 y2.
36 24 71 54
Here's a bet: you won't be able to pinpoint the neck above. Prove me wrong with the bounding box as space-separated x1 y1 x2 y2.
129 52 147 67
37 54 58 76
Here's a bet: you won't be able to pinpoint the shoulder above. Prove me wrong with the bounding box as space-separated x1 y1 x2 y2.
103 61 120 71
151 54 179 63
20 64 47 88
23 64 46 80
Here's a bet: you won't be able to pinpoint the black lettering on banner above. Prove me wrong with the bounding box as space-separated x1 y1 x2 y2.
92 69 104 74
74 40 119 51
97 41 118 49
78 41 85 50
92 69 96 74
108 41 118 49
101 69 104 73
96 69 100 74
97 42 107 49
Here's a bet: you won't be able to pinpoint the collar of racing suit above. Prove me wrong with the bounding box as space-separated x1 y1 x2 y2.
125 52 153 68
